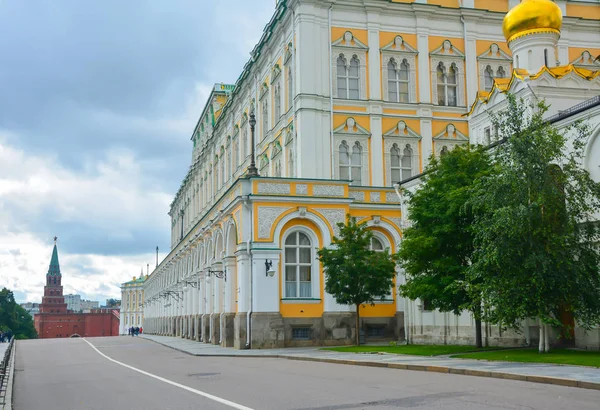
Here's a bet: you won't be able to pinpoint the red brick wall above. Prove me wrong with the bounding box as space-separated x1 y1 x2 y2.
34 311 119 338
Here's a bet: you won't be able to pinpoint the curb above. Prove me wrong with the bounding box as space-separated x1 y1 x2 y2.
141 337 600 391
1 341 16 410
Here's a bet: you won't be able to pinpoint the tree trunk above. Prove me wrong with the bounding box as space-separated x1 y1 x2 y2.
539 323 546 353
355 304 361 346
475 317 483 348
544 324 550 353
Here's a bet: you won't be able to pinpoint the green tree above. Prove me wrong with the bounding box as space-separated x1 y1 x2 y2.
397 146 491 347
470 94 600 352
0 288 38 339
317 216 397 345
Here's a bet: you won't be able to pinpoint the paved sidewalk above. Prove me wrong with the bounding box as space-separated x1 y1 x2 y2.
140 334 600 390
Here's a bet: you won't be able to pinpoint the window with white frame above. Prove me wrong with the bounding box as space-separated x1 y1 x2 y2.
232 138 239 170
227 143 232 179
484 65 494 91
369 236 394 300
338 140 363 185
287 149 294 177
284 231 312 298
241 126 248 159
274 83 281 120
390 143 414 183
387 58 410 103
261 97 269 140
287 66 293 110
220 148 225 187
336 54 360 99
436 62 458 106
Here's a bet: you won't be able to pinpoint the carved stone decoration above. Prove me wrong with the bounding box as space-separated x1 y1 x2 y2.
258 206 292 239
371 192 381 202
571 50 600 68
350 191 365 201
298 206 307 218
373 216 381 225
296 184 308 195
386 192 401 203
313 184 345 197
315 208 346 237
257 182 291 195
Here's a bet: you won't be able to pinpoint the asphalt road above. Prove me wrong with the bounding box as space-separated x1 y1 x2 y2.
14 337 600 410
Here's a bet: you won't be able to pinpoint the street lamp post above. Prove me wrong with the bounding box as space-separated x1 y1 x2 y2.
247 113 259 177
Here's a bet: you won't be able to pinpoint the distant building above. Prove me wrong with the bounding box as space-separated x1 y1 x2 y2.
120 274 146 334
34 239 120 339
81 299 100 312
64 294 81 312
20 302 40 316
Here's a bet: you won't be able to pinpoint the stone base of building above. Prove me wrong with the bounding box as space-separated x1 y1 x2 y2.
210 313 220 344
195 315 201 341
409 323 536 347
201 314 210 343
220 313 235 347
234 313 248 349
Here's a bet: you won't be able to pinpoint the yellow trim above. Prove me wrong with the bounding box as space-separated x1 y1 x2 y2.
506 28 560 44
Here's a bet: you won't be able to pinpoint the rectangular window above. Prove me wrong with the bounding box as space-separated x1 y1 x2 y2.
366 326 386 338
292 327 311 340
484 127 491 145
422 299 433 311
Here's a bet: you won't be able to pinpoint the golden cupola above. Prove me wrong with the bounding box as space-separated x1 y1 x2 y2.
502 0 563 43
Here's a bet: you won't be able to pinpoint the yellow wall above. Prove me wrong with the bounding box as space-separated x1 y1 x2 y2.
567 4 600 20
428 0 460 8
474 0 508 12
569 47 600 64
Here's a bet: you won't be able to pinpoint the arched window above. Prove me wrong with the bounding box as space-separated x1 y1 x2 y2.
287 66 293 110
232 138 239 170
388 59 410 102
390 144 401 184
274 83 281 120
284 231 312 298
437 62 457 106
337 55 360 99
241 126 248 159
484 65 494 91
370 237 384 252
401 144 413 180
339 141 350 180
351 142 363 185
496 66 506 79
288 149 294 177
261 98 269 139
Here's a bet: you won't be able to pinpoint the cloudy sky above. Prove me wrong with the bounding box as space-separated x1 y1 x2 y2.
0 0 275 303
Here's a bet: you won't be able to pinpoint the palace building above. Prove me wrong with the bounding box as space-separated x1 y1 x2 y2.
120 274 146 334
142 0 600 349
34 240 120 339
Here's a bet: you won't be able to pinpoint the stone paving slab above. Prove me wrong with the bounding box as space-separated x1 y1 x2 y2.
139 334 600 390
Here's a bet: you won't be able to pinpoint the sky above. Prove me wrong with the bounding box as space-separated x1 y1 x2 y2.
0 0 276 304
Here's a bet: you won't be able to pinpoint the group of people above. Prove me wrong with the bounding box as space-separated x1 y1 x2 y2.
0 329 13 342
128 326 142 336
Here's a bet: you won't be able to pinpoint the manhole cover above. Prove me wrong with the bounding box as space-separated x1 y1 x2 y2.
187 372 219 378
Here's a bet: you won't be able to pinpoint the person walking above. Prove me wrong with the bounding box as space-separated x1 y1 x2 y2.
140 327 143 334
130 327 134 337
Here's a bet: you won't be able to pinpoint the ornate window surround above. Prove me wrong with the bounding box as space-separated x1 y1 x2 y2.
333 117 371 185
281 227 320 300
381 35 418 104
383 120 421 185
433 124 469 157
477 43 512 91
332 31 368 100
570 50 600 69
431 40 466 107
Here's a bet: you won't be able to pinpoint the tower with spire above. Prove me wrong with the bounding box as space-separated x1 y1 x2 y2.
39 237 68 314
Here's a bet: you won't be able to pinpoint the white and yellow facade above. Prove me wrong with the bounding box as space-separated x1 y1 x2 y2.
142 0 600 348
120 276 146 334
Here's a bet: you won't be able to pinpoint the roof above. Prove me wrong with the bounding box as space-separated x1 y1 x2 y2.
123 275 148 286
47 243 61 277
466 64 600 116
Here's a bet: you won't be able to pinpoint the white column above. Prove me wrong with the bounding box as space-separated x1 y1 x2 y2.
370 115 384 186
416 31 431 104
464 29 478 107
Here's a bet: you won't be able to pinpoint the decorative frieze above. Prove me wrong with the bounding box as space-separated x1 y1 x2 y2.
313 184 345 197
386 192 401 203
257 182 291 195
258 206 292 239
349 191 365 201
370 192 381 202
296 184 308 195
314 208 346 237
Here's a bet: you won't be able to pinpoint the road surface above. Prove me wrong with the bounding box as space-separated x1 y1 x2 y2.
14 337 600 409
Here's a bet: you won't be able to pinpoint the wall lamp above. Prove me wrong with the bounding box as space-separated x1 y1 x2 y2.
265 260 276 277
207 268 226 282
183 281 198 292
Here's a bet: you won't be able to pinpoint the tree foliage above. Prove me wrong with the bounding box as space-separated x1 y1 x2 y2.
398 145 491 346
469 94 600 339
317 216 397 345
0 288 38 339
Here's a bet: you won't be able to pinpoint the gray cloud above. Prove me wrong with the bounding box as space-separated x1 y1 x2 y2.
0 0 276 302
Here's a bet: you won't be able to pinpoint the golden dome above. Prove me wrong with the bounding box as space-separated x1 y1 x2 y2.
502 0 562 43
